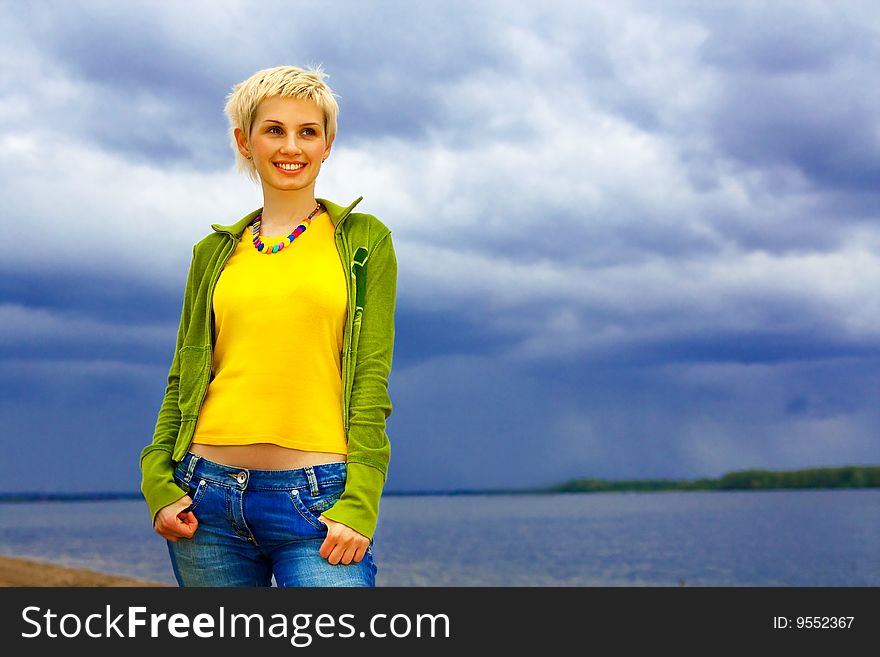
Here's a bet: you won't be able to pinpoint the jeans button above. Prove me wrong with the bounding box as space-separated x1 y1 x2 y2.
236 471 247 484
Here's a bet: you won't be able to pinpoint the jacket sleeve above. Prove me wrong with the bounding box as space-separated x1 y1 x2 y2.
139 246 195 524
321 231 397 539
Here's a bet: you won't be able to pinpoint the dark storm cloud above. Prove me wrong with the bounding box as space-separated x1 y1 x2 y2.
0 267 180 331
0 357 164 494
545 1 880 254
0 264 509 372
388 349 880 491
4 0 504 168
610 330 880 367
393 308 517 369
709 74 880 193
695 3 880 194
1 0 878 495
698 4 858 74
1 1 230 166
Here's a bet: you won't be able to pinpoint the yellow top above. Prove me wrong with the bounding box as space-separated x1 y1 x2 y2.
191 211 348 454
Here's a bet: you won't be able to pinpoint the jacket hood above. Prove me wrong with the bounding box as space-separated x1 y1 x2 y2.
210 196 364 237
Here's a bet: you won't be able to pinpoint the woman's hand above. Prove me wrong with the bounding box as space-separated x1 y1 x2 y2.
153 496 198 542
318 515 370 565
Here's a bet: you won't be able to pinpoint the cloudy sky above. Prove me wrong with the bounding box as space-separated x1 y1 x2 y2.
1 0 878 495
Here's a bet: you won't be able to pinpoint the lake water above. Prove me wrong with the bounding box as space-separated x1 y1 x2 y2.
1 489 878 586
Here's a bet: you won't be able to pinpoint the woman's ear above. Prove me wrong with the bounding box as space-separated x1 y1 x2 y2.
234 127 251 159
323 134 334 162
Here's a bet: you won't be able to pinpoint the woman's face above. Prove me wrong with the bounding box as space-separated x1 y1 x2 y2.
236 95 333 194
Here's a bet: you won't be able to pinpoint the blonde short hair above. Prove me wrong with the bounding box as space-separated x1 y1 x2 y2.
223 65 339 183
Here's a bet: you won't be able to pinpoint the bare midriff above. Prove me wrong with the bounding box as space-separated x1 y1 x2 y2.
188 443 346 470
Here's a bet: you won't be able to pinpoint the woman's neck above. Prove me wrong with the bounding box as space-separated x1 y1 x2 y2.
258 187 321 236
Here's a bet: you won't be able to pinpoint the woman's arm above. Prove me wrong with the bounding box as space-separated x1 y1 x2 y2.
139 245 198 527
320 229 397 548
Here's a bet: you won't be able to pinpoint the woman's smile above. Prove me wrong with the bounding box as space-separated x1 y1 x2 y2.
274 161 307 174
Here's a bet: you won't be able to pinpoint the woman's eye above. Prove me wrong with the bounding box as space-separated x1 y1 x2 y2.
302 128 316 136
268 126 283 134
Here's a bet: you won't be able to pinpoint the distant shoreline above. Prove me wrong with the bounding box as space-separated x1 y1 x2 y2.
547 464 880 494
1 464 877 502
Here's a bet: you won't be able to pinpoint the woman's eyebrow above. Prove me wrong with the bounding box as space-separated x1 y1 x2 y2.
261 119 321 127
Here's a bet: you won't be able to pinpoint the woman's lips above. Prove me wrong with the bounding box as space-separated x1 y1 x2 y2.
274 162 306 175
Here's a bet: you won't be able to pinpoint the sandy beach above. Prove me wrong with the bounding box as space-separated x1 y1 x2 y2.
0 554 169 587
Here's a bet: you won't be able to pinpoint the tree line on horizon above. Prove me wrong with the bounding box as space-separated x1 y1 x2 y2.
549 465 880 493
3 465 879 501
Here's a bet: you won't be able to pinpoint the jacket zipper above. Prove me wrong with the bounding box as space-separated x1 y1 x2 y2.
336 226 352 435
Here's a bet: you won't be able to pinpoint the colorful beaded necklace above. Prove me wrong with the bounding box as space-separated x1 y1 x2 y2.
250 203 323 254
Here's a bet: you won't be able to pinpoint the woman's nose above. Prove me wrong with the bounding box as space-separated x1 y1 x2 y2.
280 136 303 153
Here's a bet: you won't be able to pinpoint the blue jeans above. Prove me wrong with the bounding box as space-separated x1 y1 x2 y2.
166 452 377 587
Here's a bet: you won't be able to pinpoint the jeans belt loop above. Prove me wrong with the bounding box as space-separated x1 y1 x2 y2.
305 466 319 496
184 454 200 484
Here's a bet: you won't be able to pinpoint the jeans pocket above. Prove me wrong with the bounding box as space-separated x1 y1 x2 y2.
173 473 208 514
288 486 343 531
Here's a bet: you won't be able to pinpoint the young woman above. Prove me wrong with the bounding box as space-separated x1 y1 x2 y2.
139 65 396 587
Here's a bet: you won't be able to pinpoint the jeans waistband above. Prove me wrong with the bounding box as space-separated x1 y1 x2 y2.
177 451 347 493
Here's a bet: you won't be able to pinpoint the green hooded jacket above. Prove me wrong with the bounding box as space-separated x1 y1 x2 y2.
139 196 396 539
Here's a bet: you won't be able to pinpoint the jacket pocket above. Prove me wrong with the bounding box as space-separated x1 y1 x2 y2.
177 345 210 415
